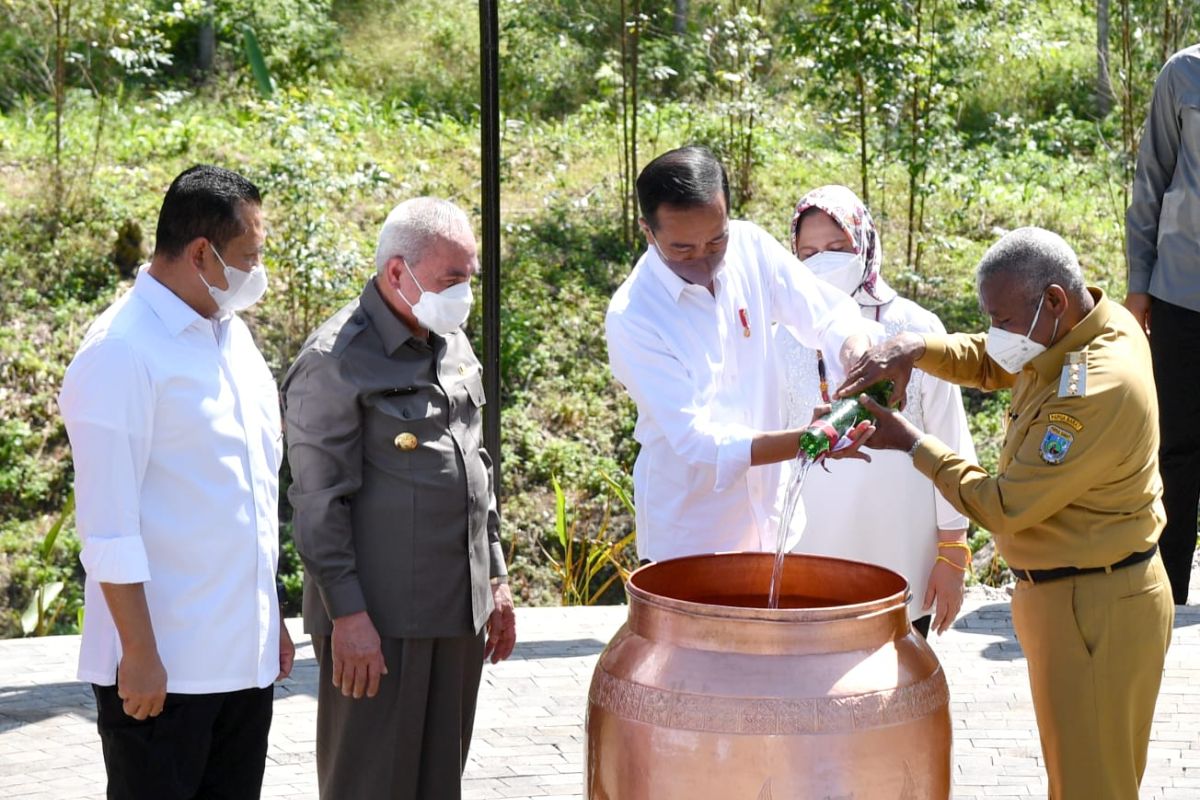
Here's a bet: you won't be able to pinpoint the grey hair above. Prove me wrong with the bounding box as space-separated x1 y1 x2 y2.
975 227 1086 301
375 197 473 273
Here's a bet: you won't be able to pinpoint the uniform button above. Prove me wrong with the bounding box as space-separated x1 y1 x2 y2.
352 314 364 324
401 409 411 419
458 363 467 376
470 494 477 503
394 433 418 451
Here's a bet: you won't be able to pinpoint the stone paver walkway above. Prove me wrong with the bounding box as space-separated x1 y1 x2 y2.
2 576 1198 799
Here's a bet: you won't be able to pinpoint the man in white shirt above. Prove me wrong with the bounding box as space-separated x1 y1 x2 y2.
606 146 881 562
58 164 294 800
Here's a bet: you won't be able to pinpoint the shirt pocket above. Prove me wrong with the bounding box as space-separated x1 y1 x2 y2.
1161 95 1200 239
369 394 458 485
463 374 486 408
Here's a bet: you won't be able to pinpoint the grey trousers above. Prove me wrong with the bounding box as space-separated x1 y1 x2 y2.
312 631 485 800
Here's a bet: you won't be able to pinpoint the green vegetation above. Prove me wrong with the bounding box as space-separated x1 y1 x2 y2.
1 0 1190 634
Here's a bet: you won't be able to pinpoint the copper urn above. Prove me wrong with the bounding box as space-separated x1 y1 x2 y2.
585 552 952 799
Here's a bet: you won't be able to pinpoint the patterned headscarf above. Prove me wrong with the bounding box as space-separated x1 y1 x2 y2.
790 184 894 306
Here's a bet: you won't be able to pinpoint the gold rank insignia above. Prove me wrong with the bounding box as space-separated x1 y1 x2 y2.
394 432 418 451
1040 424 1074 464
1057 351 1087 398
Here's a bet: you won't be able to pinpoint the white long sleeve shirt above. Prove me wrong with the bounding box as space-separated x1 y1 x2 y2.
59 269 281 693
606 220 881 561
777 290 977 619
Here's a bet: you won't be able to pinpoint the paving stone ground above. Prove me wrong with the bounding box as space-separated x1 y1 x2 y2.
1 564 1197 800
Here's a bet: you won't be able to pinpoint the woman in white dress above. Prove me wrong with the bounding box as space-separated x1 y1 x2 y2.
778 185 978 636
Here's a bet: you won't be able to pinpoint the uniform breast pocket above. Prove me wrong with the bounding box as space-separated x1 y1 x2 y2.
464 375 486 409
1162 101 1200 238
364 394 453 479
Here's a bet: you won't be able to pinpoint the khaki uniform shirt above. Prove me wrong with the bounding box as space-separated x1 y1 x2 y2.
282 279 506 638
910 289 1164 571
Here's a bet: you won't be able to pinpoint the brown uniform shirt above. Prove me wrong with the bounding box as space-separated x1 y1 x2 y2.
282 278 505 638
910 289 1164 571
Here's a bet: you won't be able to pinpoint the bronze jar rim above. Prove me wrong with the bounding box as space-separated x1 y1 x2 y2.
625 552 913 655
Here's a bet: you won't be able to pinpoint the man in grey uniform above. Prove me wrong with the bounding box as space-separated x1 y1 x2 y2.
1125 44 1200 605
282 197 516 800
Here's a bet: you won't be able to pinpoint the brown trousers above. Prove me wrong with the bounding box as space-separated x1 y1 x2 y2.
312 632 485 800
1011 553 1173 800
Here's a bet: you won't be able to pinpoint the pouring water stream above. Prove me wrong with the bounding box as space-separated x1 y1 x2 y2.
767 454 814 609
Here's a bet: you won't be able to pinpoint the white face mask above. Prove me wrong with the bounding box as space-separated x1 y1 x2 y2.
986 293 1058 373
803 250 866 296
203 245 268 315
400 261 473 335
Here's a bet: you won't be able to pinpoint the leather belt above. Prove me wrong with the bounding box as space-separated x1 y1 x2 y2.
1011 544 1157 584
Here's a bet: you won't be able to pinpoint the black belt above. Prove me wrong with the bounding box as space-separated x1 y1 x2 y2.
1012 544 1158 584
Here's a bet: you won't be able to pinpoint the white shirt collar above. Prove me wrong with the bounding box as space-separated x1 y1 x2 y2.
133 267 208 338
645 246 725 302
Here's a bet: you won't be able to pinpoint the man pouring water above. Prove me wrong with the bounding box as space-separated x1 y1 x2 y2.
605 145 881 563
839 227 1172 799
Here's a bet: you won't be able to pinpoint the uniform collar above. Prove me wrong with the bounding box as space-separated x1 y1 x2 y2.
133 267 207 337
360 277 416 356
1029 287 1109 385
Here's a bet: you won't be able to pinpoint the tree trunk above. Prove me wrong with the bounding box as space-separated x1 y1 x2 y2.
619 0 631 246
673 0 687 35
630 0 640 228
1096 0 1114 118
197 1 215 76
906 0 924 271
52 0 69 225
855 69 870 207
198 24 215 73
1162 0 1172 68
1119 0 1134 210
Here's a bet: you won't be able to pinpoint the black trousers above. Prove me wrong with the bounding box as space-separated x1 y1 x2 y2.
1150 296 1200 605
92 683 274 800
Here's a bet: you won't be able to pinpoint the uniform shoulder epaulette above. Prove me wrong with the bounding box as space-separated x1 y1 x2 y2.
328 305 369 358
1057 349 1087 398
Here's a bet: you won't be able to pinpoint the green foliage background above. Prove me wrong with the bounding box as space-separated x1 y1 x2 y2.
0 0 1188 633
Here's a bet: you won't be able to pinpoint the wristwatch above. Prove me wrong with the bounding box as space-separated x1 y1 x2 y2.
906 434 926 458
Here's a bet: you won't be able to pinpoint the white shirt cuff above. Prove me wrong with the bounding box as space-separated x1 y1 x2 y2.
81 536 152 584
714 428 755 492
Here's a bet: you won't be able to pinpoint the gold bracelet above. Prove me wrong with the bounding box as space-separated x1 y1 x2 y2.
936 541 973 577
935 555 969 573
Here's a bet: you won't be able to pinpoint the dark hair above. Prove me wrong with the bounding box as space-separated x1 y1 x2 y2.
792 206 827 240
153 165 262 258
636 145 730 230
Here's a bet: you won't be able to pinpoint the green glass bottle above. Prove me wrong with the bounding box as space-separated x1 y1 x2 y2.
798 380 896 460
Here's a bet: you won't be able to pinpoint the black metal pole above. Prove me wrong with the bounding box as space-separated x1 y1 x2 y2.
479 0 502 508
